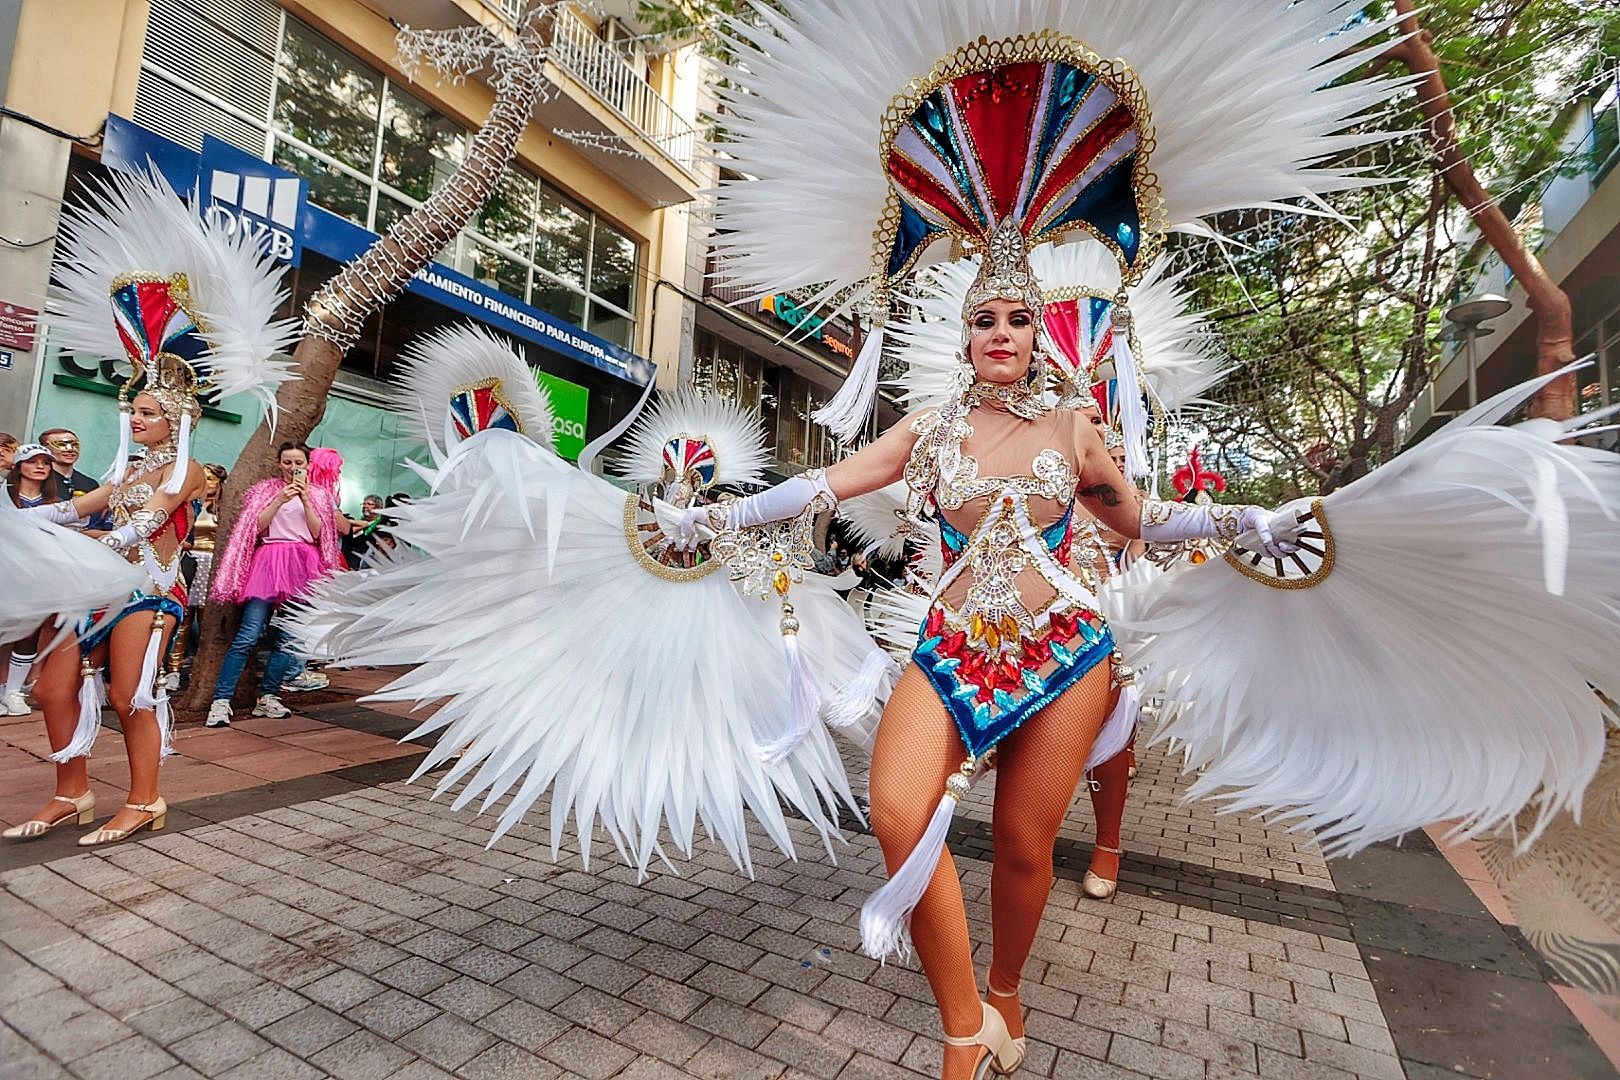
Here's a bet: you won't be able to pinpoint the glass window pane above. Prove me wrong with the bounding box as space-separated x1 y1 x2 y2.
274 140 369 225
586 304 634 349
534 185 590 287
590 221 637 313
533 274 587 328
478 168 537 254
379 84 466 201
376 196 457 266
464 241 529 300
275 20 382 175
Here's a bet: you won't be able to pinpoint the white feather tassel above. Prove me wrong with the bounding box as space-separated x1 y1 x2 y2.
52 665 105 762
155 692 176 758
1088 680 1140 771
813 320 886 443
1112 324 1152 481
129 620 165 712
824 648 900 729
860 760 981 962
161 413 192 495
101 409 132 485
757 623 821 764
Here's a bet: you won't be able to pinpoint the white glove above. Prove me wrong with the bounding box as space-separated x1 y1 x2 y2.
99 525 138 551
22 501 82 526
663 472 837 553
1138 499 1299 559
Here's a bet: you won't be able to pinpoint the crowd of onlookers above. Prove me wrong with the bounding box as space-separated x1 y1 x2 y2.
1 427 405 724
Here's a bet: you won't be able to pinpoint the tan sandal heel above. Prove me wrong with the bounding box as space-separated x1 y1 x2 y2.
944 1001 1021 1078
78 798 166 847
986 985 1027 1072
2 792 96 840
1082 843 1122 900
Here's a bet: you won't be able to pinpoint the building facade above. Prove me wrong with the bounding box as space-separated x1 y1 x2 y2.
0 0 709 506
1405 80 1620 446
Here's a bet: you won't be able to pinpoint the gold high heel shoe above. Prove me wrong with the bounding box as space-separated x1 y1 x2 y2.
1082 844 1121 900
78 798 166 847
943 1000 1022 1079
986 985 1028 1073
2 792 95 840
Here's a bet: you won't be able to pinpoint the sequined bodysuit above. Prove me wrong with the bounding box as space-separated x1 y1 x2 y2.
905 404 1116 759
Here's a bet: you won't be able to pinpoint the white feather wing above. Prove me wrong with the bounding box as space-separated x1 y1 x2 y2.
1121 391 1620 857
609 389 771 488
0 505 147 641
288 431 866 876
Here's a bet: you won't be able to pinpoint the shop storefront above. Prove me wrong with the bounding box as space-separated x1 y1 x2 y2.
26 114 654 511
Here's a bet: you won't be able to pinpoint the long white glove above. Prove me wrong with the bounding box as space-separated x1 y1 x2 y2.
669 470 837 553
1138 499 1299 558
21 501 83 526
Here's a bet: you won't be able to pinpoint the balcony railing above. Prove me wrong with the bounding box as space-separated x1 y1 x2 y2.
480 2 697 172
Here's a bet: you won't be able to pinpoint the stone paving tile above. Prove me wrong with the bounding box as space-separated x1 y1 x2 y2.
0 737 1561 1080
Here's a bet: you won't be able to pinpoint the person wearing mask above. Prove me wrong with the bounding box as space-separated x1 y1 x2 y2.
38 428 112 531
2 444 62 714
206 443 342 726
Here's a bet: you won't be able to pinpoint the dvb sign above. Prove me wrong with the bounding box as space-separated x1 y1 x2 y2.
198 136 307 266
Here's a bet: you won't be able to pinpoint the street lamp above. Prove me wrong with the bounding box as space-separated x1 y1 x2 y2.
1441 293 1512 408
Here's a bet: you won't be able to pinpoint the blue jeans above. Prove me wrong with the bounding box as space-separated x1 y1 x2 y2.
212 598 301 700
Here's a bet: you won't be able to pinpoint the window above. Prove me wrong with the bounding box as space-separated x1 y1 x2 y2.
262 18 641 346
693 331 836 469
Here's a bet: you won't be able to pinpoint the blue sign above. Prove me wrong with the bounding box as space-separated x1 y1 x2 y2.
199 136 307 265
98 115 654 386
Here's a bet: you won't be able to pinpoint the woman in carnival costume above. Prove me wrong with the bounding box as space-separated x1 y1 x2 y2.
684 1 1619 1074
849 238 1229 903
3 171 296 844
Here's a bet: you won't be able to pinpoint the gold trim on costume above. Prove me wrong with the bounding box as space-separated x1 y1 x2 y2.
1223 499 1336 590
622 494 721 582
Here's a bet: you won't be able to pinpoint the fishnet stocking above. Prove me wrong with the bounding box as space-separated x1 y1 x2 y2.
1087 746 1132 883
868 661 1115 1055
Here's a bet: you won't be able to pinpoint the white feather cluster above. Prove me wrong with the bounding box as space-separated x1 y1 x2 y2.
391 323 557 454
711 0 1408 306
51 169 300 415
611 389 772 488
888 242 1229 413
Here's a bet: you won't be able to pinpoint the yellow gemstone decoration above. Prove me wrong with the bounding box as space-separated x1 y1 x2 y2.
772 569 791 595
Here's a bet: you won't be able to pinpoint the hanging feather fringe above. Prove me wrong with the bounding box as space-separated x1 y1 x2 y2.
812 321 886 443
154 693 176 758
161 413 192 496
1112 324 1152 481
824 648 900 729
129 620 166 712
860 760 981 962
52 667 105 762
101 409 132 485
757 621 822 764
1088 680 1140 771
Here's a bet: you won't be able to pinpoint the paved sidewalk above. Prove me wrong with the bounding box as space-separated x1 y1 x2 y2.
1 675 1617 1079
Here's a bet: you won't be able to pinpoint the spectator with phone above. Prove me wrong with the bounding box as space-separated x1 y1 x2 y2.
205 442 343 726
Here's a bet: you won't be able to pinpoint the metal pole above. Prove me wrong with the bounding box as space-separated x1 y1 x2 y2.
1465 325 1478 409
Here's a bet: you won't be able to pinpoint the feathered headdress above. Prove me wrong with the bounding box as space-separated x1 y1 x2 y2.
392 323 557 460
50 169 300 492
611 390 772 500
711 0 1407 440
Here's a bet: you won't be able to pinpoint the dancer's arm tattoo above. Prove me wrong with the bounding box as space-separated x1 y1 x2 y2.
1077 483 1124 507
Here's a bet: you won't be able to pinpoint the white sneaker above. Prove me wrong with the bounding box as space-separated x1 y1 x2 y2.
205 700 232 728
252 694 291 719
2 691 28 716
282 671 330 692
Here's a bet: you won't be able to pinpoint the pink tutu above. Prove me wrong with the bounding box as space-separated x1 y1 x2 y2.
242 540 326 604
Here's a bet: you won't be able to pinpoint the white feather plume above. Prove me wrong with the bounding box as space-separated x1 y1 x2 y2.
391 323 557 456
889 243 1229 413
610 389 772 488
711 0 1409 305
839 481 913 559
1119 368 1620 857
51 168 299 416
